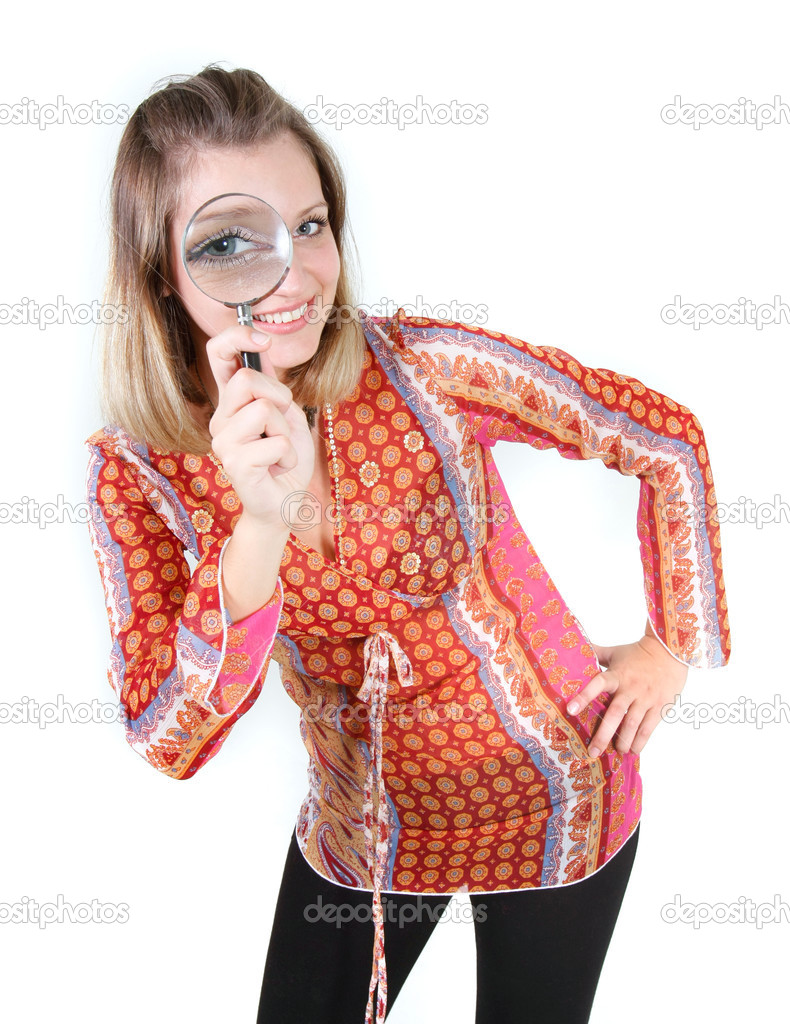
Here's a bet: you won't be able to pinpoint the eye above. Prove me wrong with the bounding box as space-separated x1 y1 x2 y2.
294 215 329 238
202 235 255 258
186 228 269 267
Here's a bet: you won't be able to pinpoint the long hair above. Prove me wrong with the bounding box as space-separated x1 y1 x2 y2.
100 65 365 453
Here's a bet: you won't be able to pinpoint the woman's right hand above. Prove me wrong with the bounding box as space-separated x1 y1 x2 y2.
205 324 316 533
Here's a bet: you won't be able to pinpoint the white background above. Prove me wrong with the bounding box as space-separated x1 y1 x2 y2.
1 1 787 1021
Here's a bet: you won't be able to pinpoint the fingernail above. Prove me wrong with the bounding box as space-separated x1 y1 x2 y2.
588 746 600 758
567 702 579 715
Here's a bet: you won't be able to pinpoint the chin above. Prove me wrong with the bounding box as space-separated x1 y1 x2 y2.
269 328 323 370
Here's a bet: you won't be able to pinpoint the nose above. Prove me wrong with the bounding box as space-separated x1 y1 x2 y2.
272 244 313 301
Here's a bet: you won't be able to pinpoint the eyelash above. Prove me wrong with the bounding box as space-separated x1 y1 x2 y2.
295 214 329 237
186 227 257 266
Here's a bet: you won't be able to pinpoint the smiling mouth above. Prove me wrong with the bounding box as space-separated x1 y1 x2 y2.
253 299 310 325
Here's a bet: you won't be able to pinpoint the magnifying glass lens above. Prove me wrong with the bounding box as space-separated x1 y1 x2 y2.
181 192 294 373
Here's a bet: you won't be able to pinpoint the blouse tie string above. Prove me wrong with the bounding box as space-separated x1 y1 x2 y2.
357 630 414 1024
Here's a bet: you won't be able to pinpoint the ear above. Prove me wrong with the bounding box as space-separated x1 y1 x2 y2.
161 282 173 298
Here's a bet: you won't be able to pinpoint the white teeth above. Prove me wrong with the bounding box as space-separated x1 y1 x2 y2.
255 300 309 325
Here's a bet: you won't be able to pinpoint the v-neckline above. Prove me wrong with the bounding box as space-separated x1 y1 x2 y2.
282 327 473 602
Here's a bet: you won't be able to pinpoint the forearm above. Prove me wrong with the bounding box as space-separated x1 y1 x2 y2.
222 510 291 622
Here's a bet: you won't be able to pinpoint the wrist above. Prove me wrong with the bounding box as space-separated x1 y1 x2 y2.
221 512 290 622
233 506 292 542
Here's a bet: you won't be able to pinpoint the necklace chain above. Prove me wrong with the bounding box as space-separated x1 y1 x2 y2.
324 403 346 568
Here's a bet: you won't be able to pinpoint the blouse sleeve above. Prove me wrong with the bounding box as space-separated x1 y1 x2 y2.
85 433 283 780
387 313 730 670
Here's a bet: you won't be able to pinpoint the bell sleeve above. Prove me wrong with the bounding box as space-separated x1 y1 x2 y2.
85 431 283 779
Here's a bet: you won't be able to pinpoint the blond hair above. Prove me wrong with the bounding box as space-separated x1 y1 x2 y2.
100 65 365 454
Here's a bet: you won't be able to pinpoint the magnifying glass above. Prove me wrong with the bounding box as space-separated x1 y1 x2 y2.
182 192 292 371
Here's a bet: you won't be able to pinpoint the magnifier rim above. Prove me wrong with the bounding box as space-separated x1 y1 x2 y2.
180 191 294 306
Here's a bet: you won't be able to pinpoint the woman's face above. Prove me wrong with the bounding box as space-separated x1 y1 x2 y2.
168 134 341 379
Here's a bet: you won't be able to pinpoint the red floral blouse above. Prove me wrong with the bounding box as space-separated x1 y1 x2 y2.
86 310 730 1023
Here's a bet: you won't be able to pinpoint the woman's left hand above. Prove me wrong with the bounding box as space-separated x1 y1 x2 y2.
565 620 689 758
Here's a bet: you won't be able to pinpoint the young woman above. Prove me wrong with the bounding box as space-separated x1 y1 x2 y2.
86 66 730 1024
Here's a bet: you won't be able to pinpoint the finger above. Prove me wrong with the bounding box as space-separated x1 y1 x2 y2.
213 396 293 449
213 367 294 428
587 695 634 758
205 326 276 392
611 700 648 755
214 424 299 477
565 667 619 716
629 706 663 756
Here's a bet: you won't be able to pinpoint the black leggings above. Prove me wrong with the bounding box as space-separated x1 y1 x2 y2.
258 824 639 1023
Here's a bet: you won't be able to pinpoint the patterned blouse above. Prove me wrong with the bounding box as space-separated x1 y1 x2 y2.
86 310 730 1023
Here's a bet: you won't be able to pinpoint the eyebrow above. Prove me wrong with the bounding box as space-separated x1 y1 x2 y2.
295 201 329 218
192 205 265 226
189 200 329 232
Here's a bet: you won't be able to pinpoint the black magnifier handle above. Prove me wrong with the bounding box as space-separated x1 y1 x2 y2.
236 303 262 371
241 351 262 371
